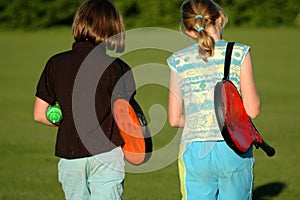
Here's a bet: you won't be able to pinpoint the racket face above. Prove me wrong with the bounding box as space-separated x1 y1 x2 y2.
114 99 152 165
222 81 252 152
214 81 262 154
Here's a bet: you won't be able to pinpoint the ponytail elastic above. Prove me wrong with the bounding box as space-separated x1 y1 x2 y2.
195 14 203 19
197 27 205 33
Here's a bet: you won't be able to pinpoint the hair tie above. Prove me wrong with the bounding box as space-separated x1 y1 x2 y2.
197 27 205 33
195 14 203 19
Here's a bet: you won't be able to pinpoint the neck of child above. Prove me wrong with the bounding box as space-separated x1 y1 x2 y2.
207 24 222 43
212 33 222 43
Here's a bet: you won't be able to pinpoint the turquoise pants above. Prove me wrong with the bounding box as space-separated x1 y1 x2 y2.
179 141 254 200
58 147 125 200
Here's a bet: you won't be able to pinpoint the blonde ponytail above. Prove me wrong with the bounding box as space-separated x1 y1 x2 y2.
181 0 228 62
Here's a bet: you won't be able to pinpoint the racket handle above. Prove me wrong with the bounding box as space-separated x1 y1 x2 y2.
257 140 276 157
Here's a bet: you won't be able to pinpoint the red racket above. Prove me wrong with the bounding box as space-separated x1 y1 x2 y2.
214 80 275 156
214 42 275 157
113 98 152 165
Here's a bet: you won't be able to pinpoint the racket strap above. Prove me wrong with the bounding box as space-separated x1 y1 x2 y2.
223 42 235 81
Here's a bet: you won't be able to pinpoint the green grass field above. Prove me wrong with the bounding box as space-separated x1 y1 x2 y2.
0 27 299 199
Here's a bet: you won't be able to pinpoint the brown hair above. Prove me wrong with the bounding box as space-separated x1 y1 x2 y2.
72 0 125 52
181 0 228 61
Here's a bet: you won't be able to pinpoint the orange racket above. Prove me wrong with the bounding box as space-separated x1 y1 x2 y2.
113 98 152 165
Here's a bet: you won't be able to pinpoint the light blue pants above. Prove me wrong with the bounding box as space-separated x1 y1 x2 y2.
179 141 254 200
58 147 125 200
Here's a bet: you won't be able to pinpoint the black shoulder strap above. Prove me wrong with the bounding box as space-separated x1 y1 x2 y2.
223 42 235 81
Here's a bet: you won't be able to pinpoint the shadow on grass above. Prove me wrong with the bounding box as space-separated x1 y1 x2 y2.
253 182 286 200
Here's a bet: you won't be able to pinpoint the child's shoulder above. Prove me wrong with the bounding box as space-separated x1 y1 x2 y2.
234 41 251 49
174 44 198 56
48 50 73 63
168 44 198 62
215 40 251 54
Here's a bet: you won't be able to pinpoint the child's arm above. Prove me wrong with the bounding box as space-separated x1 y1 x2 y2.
240 52 262 119
168 71 185 128
33 97 57 127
